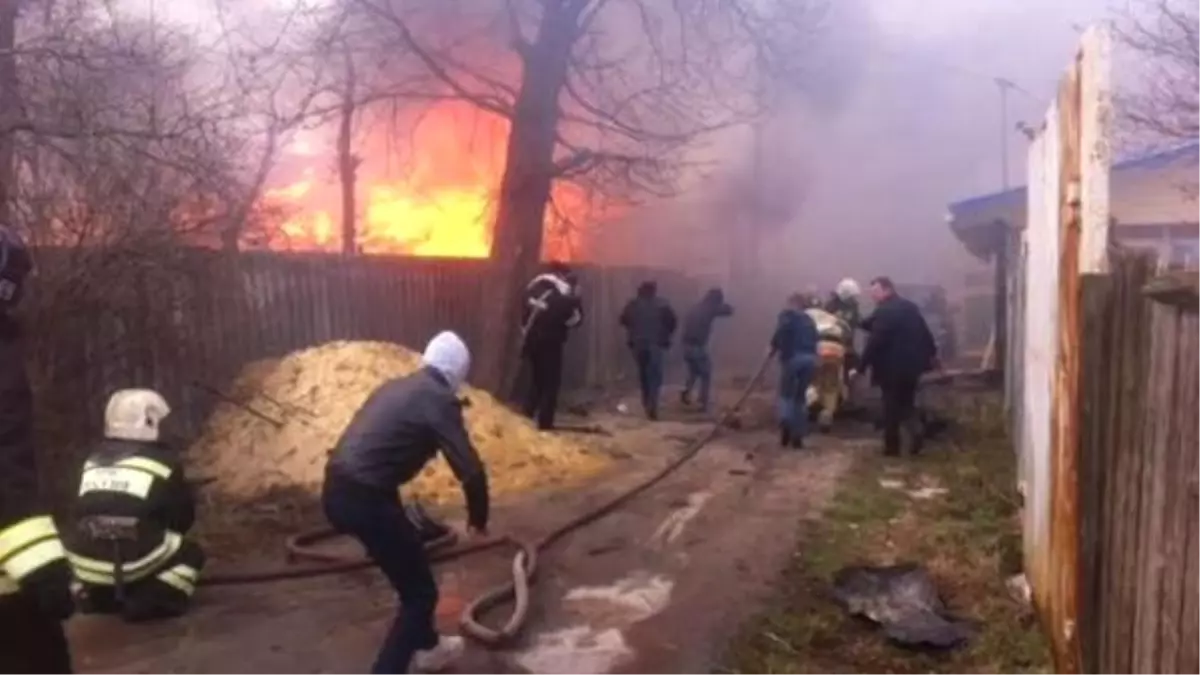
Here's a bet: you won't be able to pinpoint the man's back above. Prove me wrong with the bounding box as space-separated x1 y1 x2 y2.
621 295 677 349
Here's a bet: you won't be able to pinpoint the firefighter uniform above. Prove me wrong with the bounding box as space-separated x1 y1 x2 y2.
805 307 850 433
0 226 75 673
520 264 583 430
67 389 205 623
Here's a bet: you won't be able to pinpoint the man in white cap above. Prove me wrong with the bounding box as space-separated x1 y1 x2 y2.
323 331 490 674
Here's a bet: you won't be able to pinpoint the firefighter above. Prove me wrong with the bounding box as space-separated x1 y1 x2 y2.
323 330 490 674
0 225 76 673
66 388 205 622
520 262 584 430
804 304 851 433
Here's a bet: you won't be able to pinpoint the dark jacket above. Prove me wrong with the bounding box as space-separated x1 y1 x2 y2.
620 291 677 350
682 290 734 347
0 314 72 616
770 308 819 362
328 367 489 530
68 439 197 564
860 294 937 386
521 272 583 352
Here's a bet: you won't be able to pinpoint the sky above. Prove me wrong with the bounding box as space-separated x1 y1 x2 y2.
753 0 1115 287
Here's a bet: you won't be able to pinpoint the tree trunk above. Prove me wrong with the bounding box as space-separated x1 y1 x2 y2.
0 0 18 227
476 1 581 394
338 47 358 255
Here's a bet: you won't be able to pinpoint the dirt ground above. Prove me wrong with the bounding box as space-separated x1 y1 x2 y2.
67 388 865 674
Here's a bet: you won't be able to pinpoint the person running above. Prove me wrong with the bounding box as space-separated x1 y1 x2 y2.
679 287 734 413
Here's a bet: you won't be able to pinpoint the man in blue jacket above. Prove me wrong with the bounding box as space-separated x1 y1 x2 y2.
679 287 733 413
769 293 820 449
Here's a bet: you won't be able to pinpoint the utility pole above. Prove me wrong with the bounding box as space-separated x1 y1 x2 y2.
995 77 1015 190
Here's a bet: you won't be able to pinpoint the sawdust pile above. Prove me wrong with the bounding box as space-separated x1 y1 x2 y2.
188 341 609 504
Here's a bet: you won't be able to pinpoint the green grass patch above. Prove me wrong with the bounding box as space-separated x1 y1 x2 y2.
721 393 1049 674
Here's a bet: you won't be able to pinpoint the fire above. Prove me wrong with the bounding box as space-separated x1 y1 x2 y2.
261 101 601 260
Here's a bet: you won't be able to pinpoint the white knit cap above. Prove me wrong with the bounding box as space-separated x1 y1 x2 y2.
421 331 471 391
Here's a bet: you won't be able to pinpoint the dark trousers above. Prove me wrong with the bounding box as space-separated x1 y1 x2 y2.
880 374 921 455
682 344 712 410
0 592 72 673
777 353 818 439
78 539 206 623
632 346 665 418
323 473 438 674
522 345 564 430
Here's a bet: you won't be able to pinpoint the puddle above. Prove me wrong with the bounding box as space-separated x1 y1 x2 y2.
515 572 674 673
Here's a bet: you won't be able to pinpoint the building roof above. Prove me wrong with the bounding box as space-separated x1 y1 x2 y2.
946 142 1199 259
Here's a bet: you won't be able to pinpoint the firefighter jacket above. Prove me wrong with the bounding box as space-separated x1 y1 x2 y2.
0 315 73 618
66 438 197 586
521 272 583 353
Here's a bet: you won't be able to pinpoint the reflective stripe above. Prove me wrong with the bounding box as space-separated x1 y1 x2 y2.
117 456 172 479
4 538 66 581
0 573 19 595
0 516 66 582
84 456 172 480
156 565 198 596
67 531 182 584
79 465 156 499
0 516 58 560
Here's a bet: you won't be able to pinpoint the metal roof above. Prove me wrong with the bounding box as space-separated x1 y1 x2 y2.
947 142 1198 222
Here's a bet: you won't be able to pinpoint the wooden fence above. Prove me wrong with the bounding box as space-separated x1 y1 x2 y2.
24 248 704 492
1078 253 1198 674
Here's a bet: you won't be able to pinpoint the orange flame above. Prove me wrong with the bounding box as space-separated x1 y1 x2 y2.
261 101 601 260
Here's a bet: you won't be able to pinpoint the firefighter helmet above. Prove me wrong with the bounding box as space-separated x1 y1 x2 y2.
104 389 171 443
835 278 861 301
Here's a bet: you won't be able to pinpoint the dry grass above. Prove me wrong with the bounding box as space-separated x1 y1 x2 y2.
722 391 1049 674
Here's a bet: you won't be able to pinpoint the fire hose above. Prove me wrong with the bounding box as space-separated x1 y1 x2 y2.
199 352 773 647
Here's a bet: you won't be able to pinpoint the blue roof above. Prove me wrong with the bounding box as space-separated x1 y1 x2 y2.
947 142 1199 221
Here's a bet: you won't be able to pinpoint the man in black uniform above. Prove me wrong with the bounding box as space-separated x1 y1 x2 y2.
324 330 490 674
520 262 583 430
66 388 204 622
859 277 938 456
0 225 76 673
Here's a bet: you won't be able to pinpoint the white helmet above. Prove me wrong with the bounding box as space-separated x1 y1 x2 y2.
835 278 861 301
104 389 171 442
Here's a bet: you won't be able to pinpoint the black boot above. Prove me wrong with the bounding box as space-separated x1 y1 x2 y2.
780 424 791 447
792 434 805 450
680 389 691 406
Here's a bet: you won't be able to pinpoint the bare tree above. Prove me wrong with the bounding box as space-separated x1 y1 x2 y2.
1115 0 1199 143
339 0 827 390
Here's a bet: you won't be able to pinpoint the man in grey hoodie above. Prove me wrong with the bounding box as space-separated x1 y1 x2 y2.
323 331 490 674
679 287 734 412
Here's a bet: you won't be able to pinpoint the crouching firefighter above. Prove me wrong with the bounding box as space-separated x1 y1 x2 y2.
0 225 76 673
67 389 205 623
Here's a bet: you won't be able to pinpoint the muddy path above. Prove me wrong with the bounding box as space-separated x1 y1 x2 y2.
69 410 861 674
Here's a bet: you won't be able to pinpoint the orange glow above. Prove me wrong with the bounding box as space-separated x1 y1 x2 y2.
259 101 608 260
